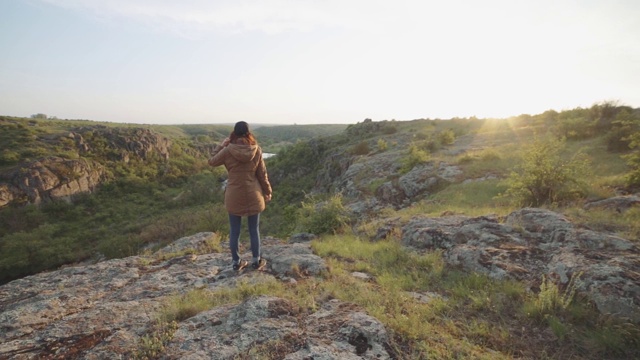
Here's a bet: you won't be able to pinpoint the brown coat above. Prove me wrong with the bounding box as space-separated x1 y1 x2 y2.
208 143 272 216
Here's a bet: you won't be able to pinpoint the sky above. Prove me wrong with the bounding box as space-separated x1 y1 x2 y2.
0 0 639 125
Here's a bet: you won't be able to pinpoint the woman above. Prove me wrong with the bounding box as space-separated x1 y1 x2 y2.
208 121 272 270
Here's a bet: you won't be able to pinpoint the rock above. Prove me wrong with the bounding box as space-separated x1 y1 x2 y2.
407 291 445 304
164 297 391 360
0 156 105 206
84 127 171 161
584 195 640 213
155 232 219 256
264 243 327 277
376 162 462 208
351 272 373 281
401 208 640 321
376 180 406 207
0 233 390 359
289 233 317 243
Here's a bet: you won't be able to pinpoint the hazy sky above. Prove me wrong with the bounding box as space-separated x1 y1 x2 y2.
1 0 639 125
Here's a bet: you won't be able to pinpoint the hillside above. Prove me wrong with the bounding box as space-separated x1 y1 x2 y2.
1 103 640 358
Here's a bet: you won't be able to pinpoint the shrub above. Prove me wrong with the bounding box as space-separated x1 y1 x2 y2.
377 138 388 152
399 144 429 174
624 131 640 188
501 136 591 206
382 125 397 134
295 194 351 235
606 109 640 152
524 273 581 320
438 129 456 145
351 141 370 155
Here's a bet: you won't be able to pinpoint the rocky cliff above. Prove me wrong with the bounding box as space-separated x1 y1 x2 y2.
0 126 172 208
68 127 171 162
0 157 105 207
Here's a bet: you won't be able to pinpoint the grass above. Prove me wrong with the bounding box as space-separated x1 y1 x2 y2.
396 179 515 218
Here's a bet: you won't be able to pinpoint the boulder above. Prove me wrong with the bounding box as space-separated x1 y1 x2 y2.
164 297 391 360
401 208 640 321
0 233 347 359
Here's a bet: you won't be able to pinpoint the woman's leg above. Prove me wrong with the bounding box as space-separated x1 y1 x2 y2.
247 213 261 262
228 213 242 263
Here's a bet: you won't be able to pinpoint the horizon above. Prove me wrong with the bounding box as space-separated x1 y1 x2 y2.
3 99 639 128
1 1 639 125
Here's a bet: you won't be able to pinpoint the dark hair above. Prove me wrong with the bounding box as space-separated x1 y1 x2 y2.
230 121 256 145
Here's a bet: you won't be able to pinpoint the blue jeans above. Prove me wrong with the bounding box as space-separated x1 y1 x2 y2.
228 213 261 263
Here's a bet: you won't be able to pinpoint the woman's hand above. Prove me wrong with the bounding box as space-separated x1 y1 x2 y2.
221 137 231 147
264 194 272 203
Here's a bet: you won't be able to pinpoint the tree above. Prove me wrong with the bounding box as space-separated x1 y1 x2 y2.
590 100 621 131
606 108 640 152
624 131 640 188
502 136 591 206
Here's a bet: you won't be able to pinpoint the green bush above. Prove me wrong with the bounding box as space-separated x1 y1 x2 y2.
501 136 591 206
351 141 370 155
377 138 388 152
295 194 351 235
606 109 640 152
438 129 456 145
399 144 429 174
624 131 640 188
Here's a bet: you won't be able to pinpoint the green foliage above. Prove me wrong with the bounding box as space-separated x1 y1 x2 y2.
501 136 591 206
438 129 456 145
345 119 398 139
624 130 640 188
295 194 351 235
377 138 388 151
132 320 178 360
0 174 229 284
605 108 640 152
591 101 624 132
254 124 348 144
524 273 582 321
553 107 593 139
351 141 370 155
0 149 20 165
399 144 429 174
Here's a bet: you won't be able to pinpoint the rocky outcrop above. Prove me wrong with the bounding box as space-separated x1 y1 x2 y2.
400 208 640 321
0 156 105 206
387 161 461 205
319 146 462 214
164 297 390 360
71 127 171 162
583 195 640 213
0 127 173 208
0 233 393 359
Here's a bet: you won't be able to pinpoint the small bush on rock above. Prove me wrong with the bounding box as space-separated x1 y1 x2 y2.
296 194 351 235
501 136 591 206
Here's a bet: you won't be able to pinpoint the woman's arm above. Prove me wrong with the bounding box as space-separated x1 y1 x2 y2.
255 149 272 200
208 137 230 166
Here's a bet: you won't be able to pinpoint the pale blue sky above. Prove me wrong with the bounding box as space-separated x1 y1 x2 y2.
1 0 639 124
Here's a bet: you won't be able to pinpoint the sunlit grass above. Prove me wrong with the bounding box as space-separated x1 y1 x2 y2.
564 207 640 242
395 180 515 218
